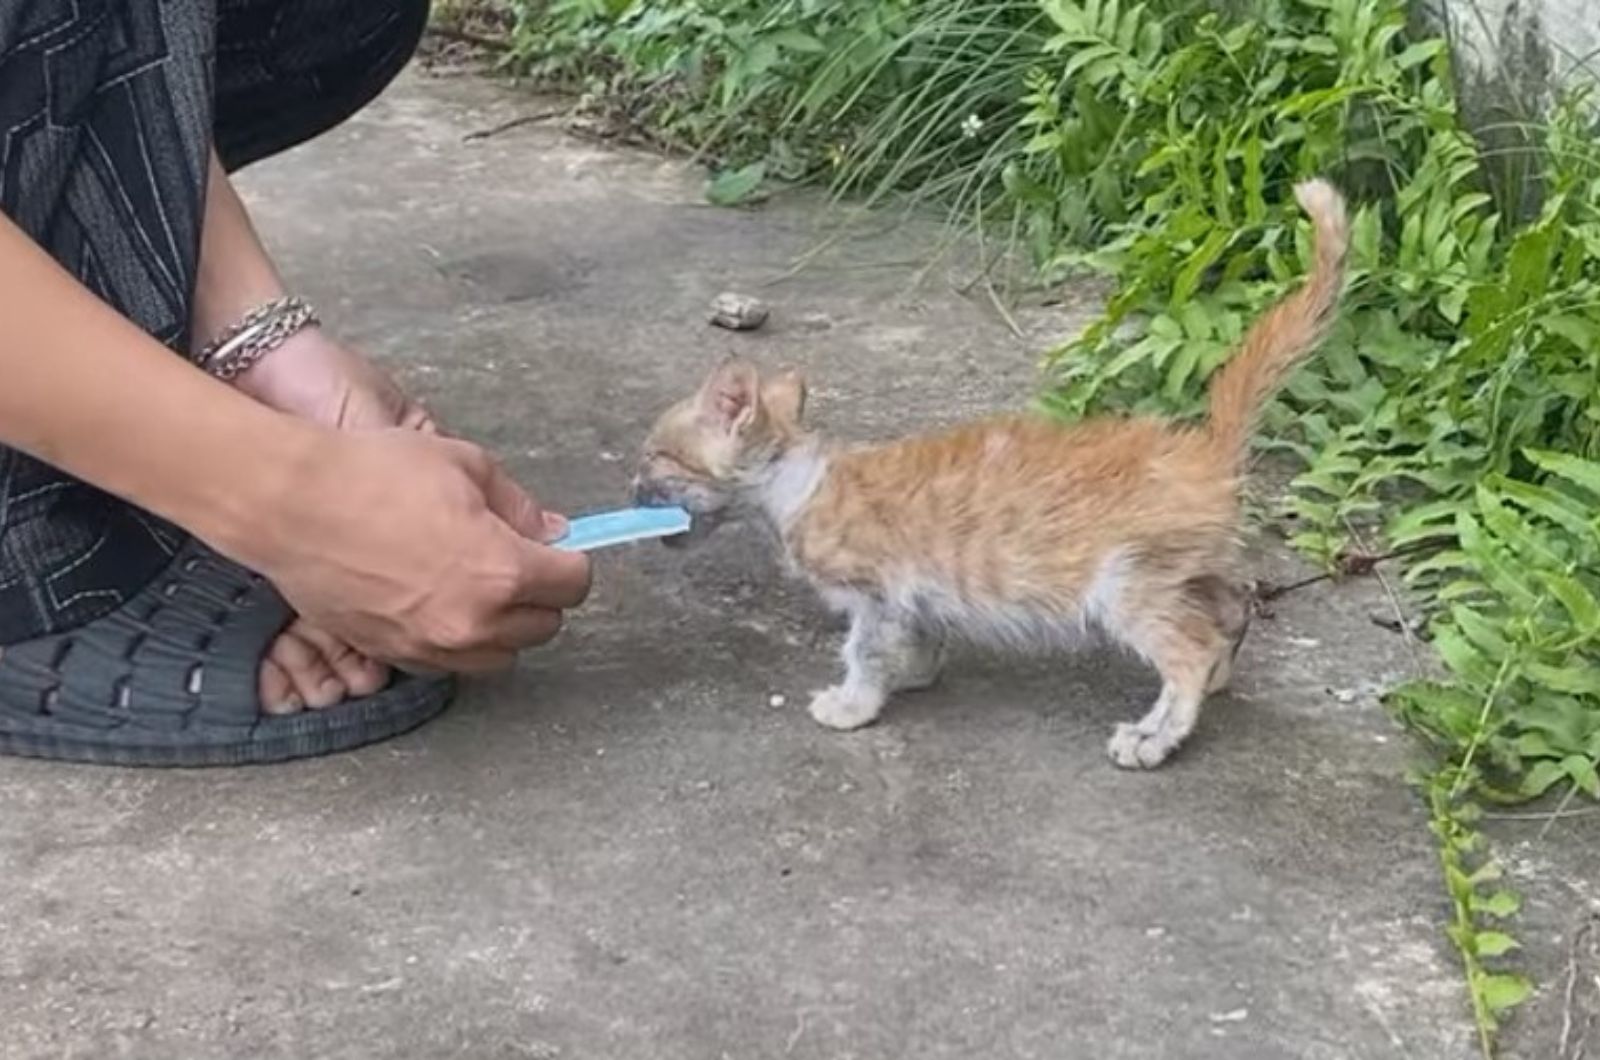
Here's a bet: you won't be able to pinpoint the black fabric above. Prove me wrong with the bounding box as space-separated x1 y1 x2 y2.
0 0 430 645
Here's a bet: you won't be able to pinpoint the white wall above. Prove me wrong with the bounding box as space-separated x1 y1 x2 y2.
1433 0 1599 104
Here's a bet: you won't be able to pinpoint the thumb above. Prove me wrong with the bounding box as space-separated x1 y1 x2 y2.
481 460 567 543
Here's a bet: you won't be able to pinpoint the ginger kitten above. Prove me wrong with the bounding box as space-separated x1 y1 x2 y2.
634 179 1348 768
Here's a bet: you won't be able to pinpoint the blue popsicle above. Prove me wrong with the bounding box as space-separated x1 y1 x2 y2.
550 505 693 552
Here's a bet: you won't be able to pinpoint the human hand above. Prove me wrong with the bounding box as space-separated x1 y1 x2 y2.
228 425 592 673
234 326 436 433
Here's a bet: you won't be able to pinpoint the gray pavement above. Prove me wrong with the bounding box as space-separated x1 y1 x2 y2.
9 64 1583 1060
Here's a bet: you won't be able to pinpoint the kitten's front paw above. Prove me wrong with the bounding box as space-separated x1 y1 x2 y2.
808 688 883 731
1107 723 1177 770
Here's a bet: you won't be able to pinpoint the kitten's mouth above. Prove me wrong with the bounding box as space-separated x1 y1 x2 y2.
661 515 712 549
658 509 724 549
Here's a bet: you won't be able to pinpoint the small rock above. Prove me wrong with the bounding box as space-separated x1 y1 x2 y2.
1209 1008 1249 1023
768 693 787 708
1369 609 1427 635
710 292 769 331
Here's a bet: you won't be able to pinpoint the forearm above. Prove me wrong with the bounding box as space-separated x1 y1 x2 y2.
191 151 290 351
0 211 314 557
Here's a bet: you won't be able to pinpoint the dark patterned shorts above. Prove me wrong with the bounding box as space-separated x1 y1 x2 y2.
0 0 429 644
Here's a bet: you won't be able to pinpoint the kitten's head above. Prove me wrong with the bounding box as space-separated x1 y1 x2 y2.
632 356 808 546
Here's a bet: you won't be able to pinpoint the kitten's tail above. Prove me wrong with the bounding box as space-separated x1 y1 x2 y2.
1205 178 1349 464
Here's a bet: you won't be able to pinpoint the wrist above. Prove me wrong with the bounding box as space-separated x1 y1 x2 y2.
175 405 327 571
190 152 288 352
194 295 320 380
229 322 331 402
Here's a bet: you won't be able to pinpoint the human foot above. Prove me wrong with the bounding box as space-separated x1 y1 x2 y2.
0 538 456 766
257 617 389 714
232 328 430 712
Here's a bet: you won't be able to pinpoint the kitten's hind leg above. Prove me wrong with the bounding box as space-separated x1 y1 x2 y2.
808 602 931 731
1107 610 1226 770
893 627 946 693
1186 575 1251 694
1205 613 1251 695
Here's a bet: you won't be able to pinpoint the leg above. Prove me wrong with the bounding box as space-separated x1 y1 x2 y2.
1185 574 1251 694
1107 606 1231 770
1204 614 1250 695
808 602 935 731
214 0 431 172
893 626 947 693
0 2 216 643
0 3 452 762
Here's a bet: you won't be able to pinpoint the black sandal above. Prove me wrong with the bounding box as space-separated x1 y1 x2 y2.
0 539 454 766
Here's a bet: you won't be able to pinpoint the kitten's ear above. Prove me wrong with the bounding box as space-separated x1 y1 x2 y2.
763 368 807 424
697 356 762 434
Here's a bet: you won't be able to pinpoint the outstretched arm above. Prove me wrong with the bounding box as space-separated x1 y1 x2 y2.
0 211 590 670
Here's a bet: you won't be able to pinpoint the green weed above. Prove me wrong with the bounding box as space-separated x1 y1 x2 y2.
504 1 1600 1050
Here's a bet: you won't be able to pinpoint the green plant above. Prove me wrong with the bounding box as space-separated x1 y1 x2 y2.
504 0 1600 1050
1428 772 1531 1054
506 0 1061 217
505 0 924 190
1023 3 1600 1051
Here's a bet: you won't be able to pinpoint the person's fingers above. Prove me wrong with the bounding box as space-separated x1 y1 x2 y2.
509 538 592 610
479 459 566 543
400 401 439 435
399 643 517 675
484 605 565 651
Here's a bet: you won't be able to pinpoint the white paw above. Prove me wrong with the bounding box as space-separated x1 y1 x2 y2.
1107 723 1177 770
807 688 882 731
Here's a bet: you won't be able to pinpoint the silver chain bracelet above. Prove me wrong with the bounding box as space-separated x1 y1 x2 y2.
194 295 320 381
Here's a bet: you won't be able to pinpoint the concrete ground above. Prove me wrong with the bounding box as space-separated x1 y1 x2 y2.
3 64 1594 1060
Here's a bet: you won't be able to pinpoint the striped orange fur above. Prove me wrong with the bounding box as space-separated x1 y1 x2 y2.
634 179 1349 768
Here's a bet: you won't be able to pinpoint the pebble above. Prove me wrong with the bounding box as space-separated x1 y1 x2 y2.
768 693 787 708
710 291 769 331
1369 608 1428 635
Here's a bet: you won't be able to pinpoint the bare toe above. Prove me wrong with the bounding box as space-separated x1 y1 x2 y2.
258 658 305 715
269 625 346 709
292 622 390 697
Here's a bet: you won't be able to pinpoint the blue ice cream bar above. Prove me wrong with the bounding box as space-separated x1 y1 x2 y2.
551 505 692 552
